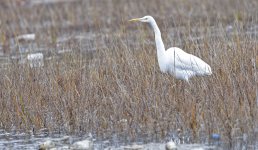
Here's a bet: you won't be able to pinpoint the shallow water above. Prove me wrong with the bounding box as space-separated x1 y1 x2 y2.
0 129 223 149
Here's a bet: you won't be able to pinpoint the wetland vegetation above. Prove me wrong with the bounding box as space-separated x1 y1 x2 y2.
0 0 257 149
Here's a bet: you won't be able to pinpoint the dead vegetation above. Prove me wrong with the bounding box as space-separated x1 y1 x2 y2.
0 0 258 147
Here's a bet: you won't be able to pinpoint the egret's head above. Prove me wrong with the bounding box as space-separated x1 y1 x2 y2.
129 16 155 23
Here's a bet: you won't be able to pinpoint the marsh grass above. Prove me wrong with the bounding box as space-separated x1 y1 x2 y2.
0 0 258 147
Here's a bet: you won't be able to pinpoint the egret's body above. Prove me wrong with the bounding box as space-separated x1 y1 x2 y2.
129 16 212 81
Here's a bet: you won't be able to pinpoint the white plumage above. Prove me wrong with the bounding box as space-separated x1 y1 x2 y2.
129 16 212 81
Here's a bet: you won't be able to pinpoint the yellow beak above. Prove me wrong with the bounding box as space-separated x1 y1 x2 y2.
128 18 141 22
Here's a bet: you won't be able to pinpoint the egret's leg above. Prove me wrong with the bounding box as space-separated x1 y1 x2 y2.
182 81 186 102
184 80 191 94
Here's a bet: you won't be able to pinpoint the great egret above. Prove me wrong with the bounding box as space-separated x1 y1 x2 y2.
129 16 212 81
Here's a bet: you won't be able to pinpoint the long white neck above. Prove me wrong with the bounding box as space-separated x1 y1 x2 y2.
149 19 166 68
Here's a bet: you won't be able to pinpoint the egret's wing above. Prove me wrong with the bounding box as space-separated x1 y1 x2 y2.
167 47 211 75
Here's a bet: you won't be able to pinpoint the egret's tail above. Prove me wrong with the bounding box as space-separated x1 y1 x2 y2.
205 65 212 75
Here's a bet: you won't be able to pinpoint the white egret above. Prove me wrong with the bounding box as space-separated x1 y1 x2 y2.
129 16 212 81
